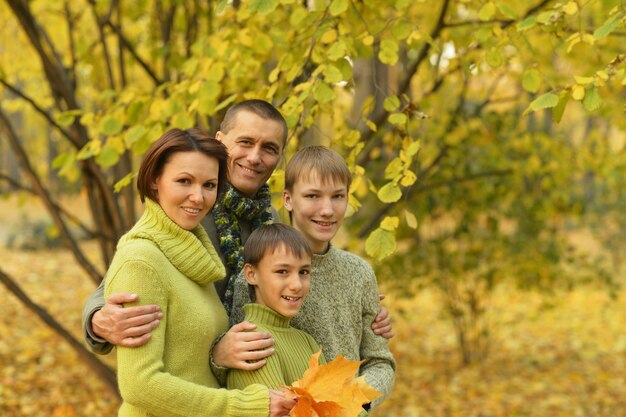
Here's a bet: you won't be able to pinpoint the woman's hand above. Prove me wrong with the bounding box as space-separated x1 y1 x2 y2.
269 390 296 417
211 321 275 370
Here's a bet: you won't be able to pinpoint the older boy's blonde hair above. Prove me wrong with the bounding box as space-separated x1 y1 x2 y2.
284 146 352 191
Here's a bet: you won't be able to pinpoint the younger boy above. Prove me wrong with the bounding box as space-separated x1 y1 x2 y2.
227 223 325 390
232 146 395 410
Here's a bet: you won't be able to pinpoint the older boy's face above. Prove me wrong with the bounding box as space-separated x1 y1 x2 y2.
244 244 311 318
283 173 349 254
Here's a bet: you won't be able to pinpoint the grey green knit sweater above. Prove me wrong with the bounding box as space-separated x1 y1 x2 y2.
231 244 396 408
226 303 325 390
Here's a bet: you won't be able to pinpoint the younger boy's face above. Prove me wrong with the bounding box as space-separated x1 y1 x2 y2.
283 173 349 254
244 244 312 318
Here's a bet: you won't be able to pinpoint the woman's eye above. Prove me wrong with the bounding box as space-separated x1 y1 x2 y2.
204 182 216 189
178 178 190 184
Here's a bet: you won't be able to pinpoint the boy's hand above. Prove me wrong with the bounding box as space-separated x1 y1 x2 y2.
212 321 275 370
372 294 394 339
92 292 162 347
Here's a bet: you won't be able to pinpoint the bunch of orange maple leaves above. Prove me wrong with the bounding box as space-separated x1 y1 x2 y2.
282 351 381 417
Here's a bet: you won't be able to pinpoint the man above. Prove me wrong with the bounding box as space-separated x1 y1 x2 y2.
82 100 392 368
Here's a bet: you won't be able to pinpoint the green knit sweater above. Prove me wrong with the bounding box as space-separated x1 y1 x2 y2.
231 244 396 408
105 199 270 417
226 304 325 390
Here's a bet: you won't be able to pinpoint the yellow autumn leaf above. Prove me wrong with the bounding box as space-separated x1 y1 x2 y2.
381 216 400 231
563 1 578 15
284 352 381 417
572 85 585 101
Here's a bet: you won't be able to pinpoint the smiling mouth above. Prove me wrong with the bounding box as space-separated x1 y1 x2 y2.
282 295 302 302
238 164 261 175
313 220 335 227
182 207 202 215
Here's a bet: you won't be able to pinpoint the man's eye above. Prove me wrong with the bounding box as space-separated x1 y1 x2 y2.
333 194 346 199
305 194 317 199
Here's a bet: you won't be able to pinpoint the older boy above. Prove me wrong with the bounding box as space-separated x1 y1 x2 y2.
232 146 395 410
227 224 325 390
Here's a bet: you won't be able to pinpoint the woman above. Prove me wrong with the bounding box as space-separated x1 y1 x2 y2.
104 128 293 417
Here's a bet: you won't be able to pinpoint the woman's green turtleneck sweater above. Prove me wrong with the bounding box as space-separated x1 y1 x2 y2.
105 199 269 417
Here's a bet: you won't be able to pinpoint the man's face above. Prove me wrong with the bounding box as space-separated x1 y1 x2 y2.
216 110 284 196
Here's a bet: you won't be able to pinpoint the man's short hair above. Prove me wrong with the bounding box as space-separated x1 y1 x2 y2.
220 99 288 145
284 145 352 192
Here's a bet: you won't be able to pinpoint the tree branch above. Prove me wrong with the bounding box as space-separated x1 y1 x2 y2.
0 173 107 241
0 78 77 147
0 267 119 397
0 109 103 284
103 20 163 85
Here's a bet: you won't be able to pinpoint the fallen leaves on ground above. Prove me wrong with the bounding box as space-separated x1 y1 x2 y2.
1 240 625 416
283 351 381 417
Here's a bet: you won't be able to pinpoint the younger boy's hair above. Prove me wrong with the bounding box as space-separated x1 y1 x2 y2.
284 146 352 192
244 224 313 302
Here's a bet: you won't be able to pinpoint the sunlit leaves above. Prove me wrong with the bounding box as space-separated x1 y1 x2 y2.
516 16 537 31
404 209 418 229
54 110 81 128
378 181 402 203
379 40 399 65
365 227 397 260
329 0 348 16
563 1 579 16
248 0 278 15
582 87 601 111
552 92 570 123
522 69 541 93
114 172 136 193
313 82 336 104
479 2 496 21
381 216 400 231
593 12 624 40
524 92 559 115
99 116 122 136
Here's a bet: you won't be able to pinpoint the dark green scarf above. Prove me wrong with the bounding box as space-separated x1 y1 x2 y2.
213 183 274 315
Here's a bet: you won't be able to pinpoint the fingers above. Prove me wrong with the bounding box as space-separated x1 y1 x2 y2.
269 390 296 417
119 332 152 348
228 321 258 332
106 292 139 304
92 294 162 346
379 293 386 301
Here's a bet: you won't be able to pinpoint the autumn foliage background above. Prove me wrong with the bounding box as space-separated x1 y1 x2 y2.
1 0 626 416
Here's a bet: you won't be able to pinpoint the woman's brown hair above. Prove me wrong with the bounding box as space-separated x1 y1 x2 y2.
137 128 229 203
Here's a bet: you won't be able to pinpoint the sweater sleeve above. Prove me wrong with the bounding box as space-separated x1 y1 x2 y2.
358 266 396 409
107 259 270 417
81 277 114 355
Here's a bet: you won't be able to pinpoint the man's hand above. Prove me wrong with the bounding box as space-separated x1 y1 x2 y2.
92 292 162 347
269 390 296 417
371 294 394 339
212 321 275 370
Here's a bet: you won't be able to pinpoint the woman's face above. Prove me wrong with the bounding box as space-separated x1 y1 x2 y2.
154 151 219 230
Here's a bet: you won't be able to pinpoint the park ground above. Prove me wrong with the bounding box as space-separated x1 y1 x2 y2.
1 196 625 417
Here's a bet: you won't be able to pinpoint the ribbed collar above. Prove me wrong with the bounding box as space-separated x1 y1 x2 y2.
243 303 291 328
118 199 225 286
312 243 337 269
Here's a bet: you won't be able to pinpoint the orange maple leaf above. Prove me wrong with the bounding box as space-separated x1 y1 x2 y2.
283 351 381 417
